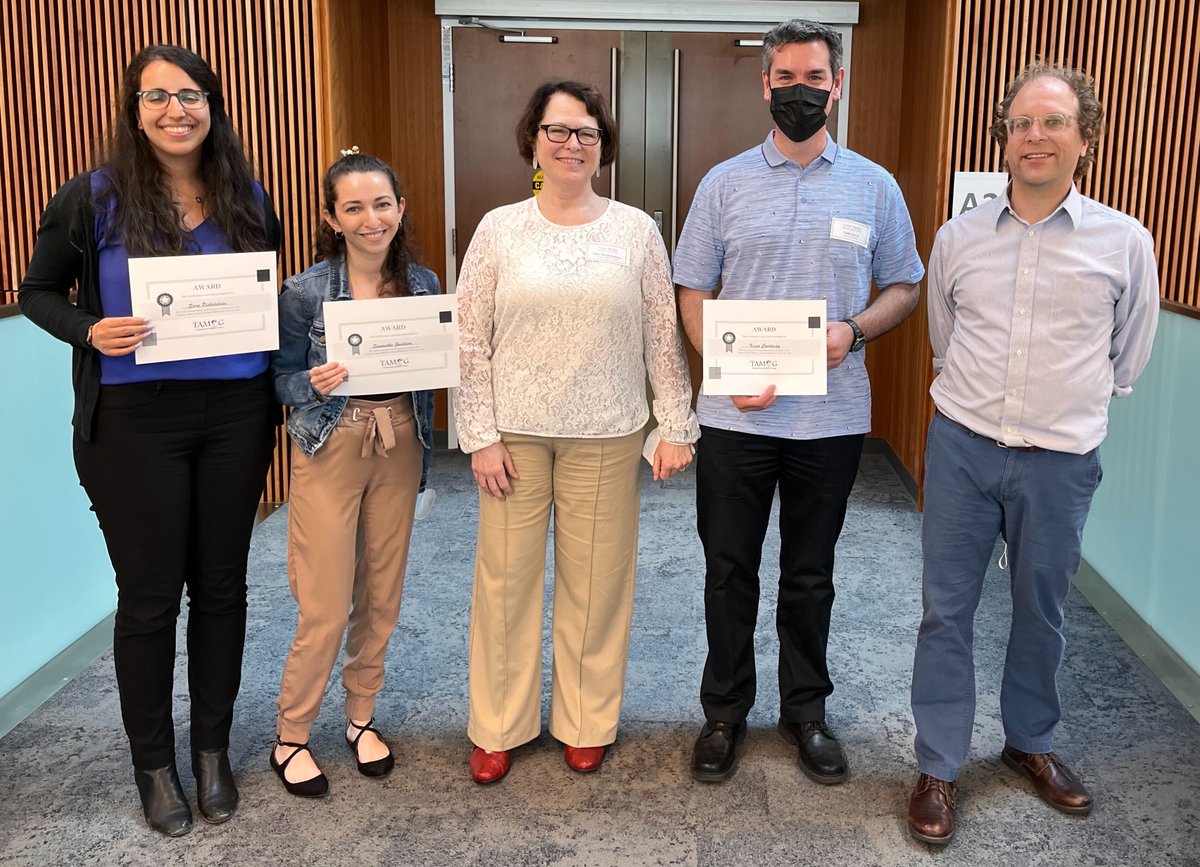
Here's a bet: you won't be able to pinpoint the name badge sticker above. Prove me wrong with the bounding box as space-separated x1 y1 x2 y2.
829 217 870 249
586 243 630 266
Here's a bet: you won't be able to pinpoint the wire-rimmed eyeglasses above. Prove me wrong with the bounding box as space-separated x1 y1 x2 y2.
1003 113 1075 136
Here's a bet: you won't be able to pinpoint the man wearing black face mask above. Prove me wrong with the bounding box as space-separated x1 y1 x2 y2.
675 18 924 785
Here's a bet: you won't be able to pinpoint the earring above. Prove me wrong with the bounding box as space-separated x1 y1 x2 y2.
595 165 601 179
532 155 539 171
334 230 344 239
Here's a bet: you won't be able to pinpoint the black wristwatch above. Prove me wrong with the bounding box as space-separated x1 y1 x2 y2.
843 317 866 352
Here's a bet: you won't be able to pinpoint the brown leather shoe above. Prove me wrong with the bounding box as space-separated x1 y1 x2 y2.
564 745 606 773
907 773 956 844
1001 745 1092 815
469 747 511 784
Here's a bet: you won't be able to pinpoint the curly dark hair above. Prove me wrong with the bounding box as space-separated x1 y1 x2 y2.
315 152 419 298
989 61 1105 181
515 81 618 168
96 44 267 256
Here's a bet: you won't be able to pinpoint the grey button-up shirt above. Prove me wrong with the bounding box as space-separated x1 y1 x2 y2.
928 185 1160 454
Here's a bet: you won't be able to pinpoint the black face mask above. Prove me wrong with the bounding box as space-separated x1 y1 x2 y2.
769 81 831 143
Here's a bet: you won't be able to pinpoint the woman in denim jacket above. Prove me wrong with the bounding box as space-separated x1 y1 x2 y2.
269 151 436 798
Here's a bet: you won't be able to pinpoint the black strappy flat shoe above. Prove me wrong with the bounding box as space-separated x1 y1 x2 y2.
346 718 395 778
269 739 329 798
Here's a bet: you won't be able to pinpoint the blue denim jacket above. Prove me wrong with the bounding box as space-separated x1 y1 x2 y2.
272 255 437 458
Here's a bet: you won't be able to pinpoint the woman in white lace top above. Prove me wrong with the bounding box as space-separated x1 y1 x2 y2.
455 80 699 784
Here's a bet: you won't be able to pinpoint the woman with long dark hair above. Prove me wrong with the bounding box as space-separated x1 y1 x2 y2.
18 46 280 836
269 151 436 798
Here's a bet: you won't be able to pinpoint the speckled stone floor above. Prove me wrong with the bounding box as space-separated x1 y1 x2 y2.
1 450 1198 866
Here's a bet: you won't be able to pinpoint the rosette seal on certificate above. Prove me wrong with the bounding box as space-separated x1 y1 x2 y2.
701 299 827 396
323 294 460 395
129 251 279 364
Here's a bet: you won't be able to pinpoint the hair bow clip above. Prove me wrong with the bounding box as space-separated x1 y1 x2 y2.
340 145 360 157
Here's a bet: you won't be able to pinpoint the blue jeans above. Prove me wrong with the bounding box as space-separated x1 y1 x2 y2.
911 412 1102 781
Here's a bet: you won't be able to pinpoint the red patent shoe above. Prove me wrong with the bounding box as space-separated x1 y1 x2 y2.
469 747 510 784
564 745 606 773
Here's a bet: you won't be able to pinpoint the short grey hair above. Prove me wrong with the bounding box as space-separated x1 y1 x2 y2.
761 19 843 76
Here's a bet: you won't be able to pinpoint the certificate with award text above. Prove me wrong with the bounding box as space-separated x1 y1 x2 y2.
129 251 279 364
323 294 459 396
701 299 827 396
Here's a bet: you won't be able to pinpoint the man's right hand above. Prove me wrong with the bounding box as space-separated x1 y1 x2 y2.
730 384 777 413
472 441 519 500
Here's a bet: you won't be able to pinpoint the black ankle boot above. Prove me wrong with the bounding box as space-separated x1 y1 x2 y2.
134 765 194 837
192 747 238 824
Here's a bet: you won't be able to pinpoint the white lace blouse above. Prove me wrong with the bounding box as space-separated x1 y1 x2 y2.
455 197 699 453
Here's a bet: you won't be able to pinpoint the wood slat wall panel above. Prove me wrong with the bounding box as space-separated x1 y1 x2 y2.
0 0 328 502
949 0 1200 312
855 0 940 495
867 0 958 501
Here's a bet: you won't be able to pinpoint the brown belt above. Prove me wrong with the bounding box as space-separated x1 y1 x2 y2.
938 412 1044 452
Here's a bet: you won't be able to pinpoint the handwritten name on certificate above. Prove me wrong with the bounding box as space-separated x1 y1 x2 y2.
323 294 459 396
701 299 827 396
130 251 279 364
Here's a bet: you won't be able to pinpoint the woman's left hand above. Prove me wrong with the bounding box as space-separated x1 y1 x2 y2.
653 441 693 481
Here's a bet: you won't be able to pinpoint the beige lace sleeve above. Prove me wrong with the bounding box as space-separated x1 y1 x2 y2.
640 221 700 444
454 211 502 454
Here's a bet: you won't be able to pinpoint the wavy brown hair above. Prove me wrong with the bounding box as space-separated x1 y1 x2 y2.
95 45 267 255
315 152 419 297
515 81 618 168
989 60 1105 181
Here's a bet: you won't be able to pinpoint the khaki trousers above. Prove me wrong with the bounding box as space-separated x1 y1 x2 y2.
276 397 421 743
468 429 643 751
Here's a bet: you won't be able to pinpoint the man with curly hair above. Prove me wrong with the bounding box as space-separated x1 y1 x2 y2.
907 61 1161 845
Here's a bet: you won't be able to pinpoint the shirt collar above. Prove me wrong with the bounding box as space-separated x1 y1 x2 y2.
762 129 839 168
996 182 1083 230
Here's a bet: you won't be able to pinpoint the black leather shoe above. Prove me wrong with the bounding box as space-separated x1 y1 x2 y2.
777 718 848 784
690 720 746 783
134 765 194 837
192 748 238 824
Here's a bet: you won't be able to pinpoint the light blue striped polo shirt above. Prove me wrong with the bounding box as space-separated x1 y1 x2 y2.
674 131 925 440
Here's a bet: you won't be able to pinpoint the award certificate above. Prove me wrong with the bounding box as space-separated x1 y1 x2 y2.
701 299 827 396
323 294 459 395
130 251 279 364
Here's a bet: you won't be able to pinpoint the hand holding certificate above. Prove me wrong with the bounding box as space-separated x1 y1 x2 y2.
323 293 460 395
701 299 827 396
130 251 279 364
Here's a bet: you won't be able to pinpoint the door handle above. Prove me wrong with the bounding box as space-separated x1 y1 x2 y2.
652 210 664 234
670 48 680 256
610 47 619 199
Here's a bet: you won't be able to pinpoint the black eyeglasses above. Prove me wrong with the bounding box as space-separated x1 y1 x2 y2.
538 124 603 146
136 89 209 110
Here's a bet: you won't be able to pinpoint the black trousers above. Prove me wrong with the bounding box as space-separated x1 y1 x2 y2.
696 425 864 725
73 374 275 769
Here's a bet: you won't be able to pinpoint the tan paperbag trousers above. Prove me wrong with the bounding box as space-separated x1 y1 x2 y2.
468 429 643 751
276 397 421 744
